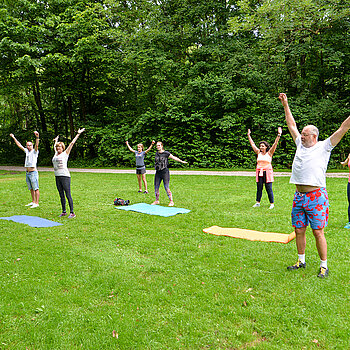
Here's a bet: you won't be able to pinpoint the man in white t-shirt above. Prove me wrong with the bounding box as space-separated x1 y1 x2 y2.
279 93 350 278
10 131 40 208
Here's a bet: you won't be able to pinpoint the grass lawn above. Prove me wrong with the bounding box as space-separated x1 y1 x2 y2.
0 170 349 349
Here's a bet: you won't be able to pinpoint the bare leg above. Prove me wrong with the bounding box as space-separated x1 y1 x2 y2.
312 228 327 261
30 189 35 203
142 174 148 192
34 189 40 204
295 227 307 254
137 174 142 191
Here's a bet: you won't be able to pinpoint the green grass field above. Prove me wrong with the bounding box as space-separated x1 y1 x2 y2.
0 170 349 349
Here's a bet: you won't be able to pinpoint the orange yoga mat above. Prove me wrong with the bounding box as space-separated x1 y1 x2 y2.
203 226 295 244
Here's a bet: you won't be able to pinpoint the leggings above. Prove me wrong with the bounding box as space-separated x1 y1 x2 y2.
256 171 274 203
55 176 74 213
154 169 172 201
347 182 350 222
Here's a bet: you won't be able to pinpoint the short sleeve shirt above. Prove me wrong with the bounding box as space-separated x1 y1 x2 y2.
290 136 334 188
52 151 70 177
155 151 170 171
24 149 39 168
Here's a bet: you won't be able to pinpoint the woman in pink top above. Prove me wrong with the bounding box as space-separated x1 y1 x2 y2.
247 127 282 209
340 154 350 228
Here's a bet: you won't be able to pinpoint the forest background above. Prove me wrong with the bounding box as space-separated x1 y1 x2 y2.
0 0 349 169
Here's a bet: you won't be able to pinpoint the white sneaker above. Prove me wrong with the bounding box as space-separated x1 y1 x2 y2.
269 204 275 210
30 203 39 208
252 203 260 208
25 202 34 206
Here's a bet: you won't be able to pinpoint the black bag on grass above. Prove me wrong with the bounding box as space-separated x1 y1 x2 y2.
114 198 130 206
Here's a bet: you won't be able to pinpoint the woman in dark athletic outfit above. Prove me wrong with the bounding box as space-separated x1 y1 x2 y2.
152 141 187 207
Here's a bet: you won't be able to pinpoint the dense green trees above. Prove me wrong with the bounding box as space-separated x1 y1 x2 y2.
0 0 349 168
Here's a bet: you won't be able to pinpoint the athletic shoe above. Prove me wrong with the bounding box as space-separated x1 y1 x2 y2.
138 190 142 193
269 204 274 210
25 202 34 206
252 203 260 208
68 213 76 219
344 222 350 229
287 260 306 270
59 212 67 217
144 191 148 194
168 201 174 207
30 203 39 208
317 267 329 278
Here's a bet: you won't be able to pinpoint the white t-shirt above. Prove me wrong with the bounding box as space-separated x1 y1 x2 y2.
290 135 334 188
24 149 39 168
52 151 70 177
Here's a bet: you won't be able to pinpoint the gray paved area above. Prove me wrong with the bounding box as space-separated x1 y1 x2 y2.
0 166 348 178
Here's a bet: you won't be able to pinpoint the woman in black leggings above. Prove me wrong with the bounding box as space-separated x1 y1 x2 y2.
247 127 282 209
151 141 187 207
52 128 85 218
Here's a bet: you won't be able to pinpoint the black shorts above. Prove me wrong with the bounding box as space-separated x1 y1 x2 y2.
136 167 146 175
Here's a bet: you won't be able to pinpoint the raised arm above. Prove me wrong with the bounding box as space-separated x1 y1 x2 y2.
53 136 59 153
145 140 156 154
10 133 25 152
66 128 85 155
34 131 39 152
268 127 282 156
330 115 350 147
169 154 187 164
278 93 299 142
247 129 259 154
125 141 136 153
340 153 350 167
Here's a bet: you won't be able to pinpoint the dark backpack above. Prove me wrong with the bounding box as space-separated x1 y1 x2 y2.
114 198 130 206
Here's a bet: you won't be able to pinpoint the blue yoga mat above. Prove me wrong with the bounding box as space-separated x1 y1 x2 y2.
0 215 63 228
116 203 190 217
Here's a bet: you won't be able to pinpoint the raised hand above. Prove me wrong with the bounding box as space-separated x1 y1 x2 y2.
278 93 288 106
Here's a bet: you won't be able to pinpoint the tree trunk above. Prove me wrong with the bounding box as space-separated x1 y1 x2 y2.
320 50 325 96
67 95 75 140
32 80 47 132
32 80 50 153
79 92 86 122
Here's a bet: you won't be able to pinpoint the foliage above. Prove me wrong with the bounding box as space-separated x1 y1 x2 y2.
0 0 349 168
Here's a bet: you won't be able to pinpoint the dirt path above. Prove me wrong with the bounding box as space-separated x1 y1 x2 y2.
0 165 348 178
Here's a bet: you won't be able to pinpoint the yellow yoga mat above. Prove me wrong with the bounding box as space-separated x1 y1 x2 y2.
203 226 296 244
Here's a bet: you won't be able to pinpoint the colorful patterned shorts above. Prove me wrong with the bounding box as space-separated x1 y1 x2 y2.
291 187 329 229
